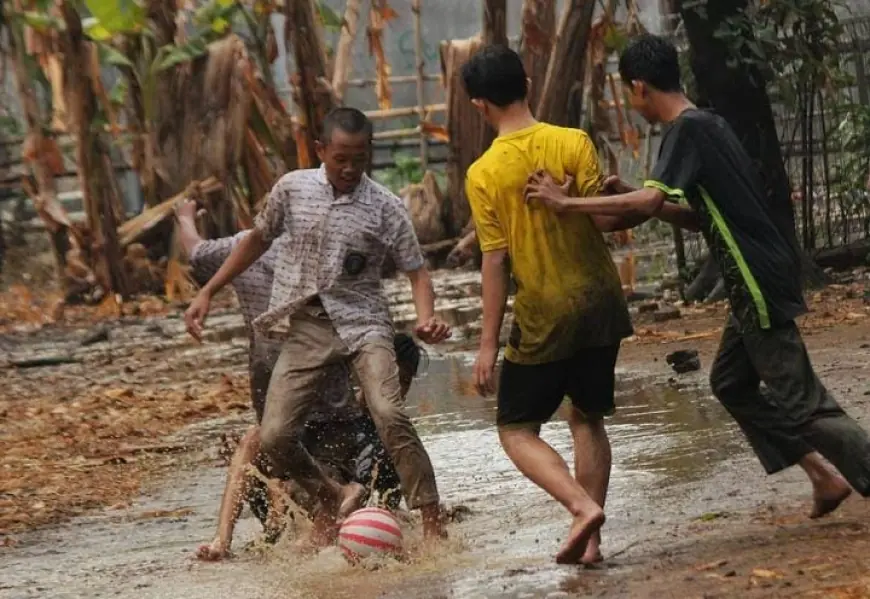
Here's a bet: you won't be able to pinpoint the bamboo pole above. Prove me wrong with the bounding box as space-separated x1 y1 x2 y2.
332 0 362 103
412 0 429 169
364 103 446 120
373 127 421 140
483 0 508 46
346 73 441 87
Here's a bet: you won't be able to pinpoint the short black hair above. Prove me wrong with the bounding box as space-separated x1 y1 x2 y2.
460 44 528 107
618 34 682 93
320 107 373 144
394 333 426 378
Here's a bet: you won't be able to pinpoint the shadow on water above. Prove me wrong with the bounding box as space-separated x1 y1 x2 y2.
1 353 752 599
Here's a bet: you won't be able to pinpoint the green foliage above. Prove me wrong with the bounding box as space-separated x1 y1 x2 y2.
700 0 846 105
316 2 344 32
97 42 135 69
84 0 146 37
0 115 23 137
16 11 65 33
830 104 870 220
154 37 211 71
193 0 240 34
376 152 425 193
108 79 129 106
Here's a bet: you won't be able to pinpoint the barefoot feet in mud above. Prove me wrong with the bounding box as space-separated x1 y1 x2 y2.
196 538 231 562
337 482 367 520
580 533 604 566
294 509 340 554
421 502 449 543
556 509 605 565
810 482 852 519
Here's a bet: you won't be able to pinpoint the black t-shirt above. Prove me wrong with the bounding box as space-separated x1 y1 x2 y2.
645 108 807 331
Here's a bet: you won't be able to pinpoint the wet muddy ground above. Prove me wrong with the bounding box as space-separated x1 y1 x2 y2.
2 271 870 598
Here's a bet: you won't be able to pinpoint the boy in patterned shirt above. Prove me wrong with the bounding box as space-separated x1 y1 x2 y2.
184 107 451 547
175 200 413 559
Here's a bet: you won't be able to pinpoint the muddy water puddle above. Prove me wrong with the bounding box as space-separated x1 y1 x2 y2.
2 353 799 599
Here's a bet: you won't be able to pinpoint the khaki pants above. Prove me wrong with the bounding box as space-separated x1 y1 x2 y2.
259 304 440 509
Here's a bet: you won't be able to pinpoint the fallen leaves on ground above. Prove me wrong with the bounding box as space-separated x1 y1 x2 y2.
0 373 249 534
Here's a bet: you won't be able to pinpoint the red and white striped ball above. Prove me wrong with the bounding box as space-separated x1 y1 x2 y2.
338 507 404 563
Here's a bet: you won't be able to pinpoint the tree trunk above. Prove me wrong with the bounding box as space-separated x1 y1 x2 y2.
332 0 362 104
475 0 508 156
678 0 825 287
59 1 129 298
519 0 556 111
536 0 596 126
440 38 484 237
6 1 74 287
483 0 508 46
286 0 335 167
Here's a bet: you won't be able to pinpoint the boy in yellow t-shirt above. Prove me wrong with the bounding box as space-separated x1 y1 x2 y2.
461 45 637 566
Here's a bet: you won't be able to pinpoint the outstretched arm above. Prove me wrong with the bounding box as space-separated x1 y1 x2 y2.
525 173 701 232
184 181 287 341
184 230 271 341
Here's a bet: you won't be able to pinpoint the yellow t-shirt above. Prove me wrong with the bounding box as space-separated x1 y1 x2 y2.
466 122 633 365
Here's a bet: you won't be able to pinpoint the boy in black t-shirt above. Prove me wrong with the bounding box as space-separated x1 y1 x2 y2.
525 34 870 515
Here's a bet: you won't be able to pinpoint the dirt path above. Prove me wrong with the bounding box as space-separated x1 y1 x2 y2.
2 274 870 597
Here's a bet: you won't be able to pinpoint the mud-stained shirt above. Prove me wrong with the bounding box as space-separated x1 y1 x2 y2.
253 166 425 351
189 233 362 423
466 123 633 365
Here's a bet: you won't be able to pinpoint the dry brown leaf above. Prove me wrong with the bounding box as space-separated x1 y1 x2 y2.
695 559 729 572
136 508 196 520
421 121 449 142
751 568 783 579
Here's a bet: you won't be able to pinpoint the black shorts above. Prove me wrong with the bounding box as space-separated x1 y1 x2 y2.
497 344 621 427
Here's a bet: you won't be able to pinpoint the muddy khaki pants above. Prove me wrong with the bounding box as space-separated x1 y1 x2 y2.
710 317 870 495
258 304 440 510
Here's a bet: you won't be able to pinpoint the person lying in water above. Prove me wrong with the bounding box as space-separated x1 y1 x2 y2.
175 199 421 559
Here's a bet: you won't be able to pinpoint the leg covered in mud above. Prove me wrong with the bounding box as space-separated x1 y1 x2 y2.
197 425 261 561
711 318 870 505
258 318 367 549
350 340 444 539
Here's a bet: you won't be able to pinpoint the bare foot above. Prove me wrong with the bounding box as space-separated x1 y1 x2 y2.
421 502 448 541
195 538 230 561
580 535 604 566
293 509 338 553
337 482 367 520
555 509 605 565
810 484 852 519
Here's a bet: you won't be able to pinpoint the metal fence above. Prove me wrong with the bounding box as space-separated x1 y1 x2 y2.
778 16 870 251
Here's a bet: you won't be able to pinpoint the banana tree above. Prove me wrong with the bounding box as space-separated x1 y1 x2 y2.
4 0 79 287
80 0 242 206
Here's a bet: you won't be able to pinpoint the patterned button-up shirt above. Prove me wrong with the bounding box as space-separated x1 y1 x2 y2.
189 233 363 423
252 166 425 351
